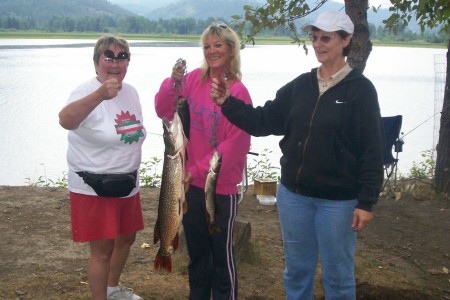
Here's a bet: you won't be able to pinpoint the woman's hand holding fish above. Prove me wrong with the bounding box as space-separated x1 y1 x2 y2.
211 77 230 106
171 58 186 87
183 172 193 193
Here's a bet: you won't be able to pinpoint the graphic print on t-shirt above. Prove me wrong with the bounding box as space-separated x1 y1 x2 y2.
114 110 145 144
187 96 220 144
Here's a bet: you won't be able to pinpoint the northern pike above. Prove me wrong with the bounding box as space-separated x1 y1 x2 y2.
204 150 222 234
153 111 187 273
176 96 190 140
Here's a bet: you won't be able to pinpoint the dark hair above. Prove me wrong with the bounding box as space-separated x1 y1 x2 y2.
336 30 352 57
93 36 130 64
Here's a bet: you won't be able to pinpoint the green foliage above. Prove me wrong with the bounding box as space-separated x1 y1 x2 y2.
0 0 229 34
139 156 162 188
384 0 450 33
231 0 319 47
26 152 281 189
26 172 68 188
26 149 437 189
231 0 448 48
409 149 436 180
0 14 230 35
246 148 280 182
26 157 163 188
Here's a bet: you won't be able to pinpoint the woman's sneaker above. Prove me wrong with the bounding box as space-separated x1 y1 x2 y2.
107 284 143 300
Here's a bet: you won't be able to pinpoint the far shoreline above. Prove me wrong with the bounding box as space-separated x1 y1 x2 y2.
0 30 446 49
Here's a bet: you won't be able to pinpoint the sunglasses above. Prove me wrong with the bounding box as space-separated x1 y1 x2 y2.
309 34 336 43
212 22 229 31
103 50 129 64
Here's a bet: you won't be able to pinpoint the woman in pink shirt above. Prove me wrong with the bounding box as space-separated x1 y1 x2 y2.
155 22 252 300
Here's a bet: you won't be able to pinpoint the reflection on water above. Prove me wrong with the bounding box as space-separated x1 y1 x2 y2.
0 39 446 185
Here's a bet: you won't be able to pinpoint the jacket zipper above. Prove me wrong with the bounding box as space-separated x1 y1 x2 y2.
295 93 322 190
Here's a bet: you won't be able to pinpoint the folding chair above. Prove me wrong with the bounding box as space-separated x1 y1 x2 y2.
382 115 404 189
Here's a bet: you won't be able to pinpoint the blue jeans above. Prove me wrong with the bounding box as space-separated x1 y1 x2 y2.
276 183 357 300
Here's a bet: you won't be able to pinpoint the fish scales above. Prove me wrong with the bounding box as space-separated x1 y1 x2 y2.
204 150 222 234
177 96 190 140
153 112 187 273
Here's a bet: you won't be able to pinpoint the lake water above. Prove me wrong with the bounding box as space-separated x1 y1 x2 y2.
0 39 446 186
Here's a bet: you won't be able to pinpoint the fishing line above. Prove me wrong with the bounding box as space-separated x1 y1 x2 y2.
147 132 163 137
399 111 440 139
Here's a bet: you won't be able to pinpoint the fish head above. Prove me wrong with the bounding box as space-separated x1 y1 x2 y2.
162 113 186 155
209 151 222 173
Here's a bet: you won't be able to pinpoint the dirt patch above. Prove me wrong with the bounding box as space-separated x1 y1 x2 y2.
0 182 449 299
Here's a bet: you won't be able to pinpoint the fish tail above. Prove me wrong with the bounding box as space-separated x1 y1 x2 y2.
172 232 180 251
153 223 160 245
154 250 172 273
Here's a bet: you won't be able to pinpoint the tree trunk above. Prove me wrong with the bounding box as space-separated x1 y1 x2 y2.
344 0 372 72
435 39 450 194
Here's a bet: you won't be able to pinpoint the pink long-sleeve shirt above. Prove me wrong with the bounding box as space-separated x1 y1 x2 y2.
155 68 252 194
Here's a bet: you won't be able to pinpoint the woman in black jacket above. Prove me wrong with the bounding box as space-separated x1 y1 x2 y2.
211 11 384 300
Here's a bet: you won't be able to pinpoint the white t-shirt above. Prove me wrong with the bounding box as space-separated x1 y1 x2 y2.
65 77 146 196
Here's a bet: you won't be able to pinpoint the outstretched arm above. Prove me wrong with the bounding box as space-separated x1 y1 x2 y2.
59 78 121 130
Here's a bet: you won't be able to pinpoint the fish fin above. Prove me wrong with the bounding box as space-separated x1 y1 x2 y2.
179 193 187 214
172 232 180 251
154 250 172 273
208 223 222 234
182 198 188 214
205 211 221 234
153 222 160 245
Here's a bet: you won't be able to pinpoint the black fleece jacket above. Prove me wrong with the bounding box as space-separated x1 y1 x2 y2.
221 68 384 211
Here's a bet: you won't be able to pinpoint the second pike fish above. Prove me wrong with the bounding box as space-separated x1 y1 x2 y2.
153 112 187 273
205 150 222 234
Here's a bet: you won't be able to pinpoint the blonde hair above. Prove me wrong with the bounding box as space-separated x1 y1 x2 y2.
200 22 242 81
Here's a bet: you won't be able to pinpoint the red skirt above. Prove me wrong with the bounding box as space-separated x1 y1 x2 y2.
70 192 144 242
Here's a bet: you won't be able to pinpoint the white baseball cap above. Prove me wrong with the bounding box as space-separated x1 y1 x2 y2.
302 11 354 34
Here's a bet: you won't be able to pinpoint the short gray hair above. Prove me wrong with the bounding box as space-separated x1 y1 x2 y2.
93 36 130 65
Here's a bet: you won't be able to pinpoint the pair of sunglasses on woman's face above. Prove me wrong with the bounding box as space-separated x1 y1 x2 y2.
309 33 337 43
103 49 129 64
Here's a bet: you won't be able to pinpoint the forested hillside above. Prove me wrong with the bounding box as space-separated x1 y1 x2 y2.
0 0 445 43
145 0 261 20
0 0 259 34
0 0 388 33
0 0 133 21
0 0 135 32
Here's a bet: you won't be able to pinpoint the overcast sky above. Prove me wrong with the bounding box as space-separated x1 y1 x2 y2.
334 0 392 7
